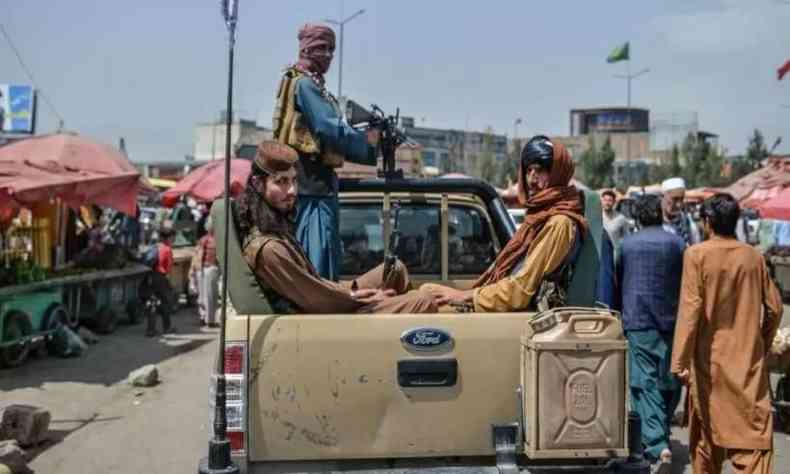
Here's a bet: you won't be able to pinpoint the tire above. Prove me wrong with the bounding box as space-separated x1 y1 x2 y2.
41 304 70 355
0 310 32 368
93 307 118 335
777 376 790 433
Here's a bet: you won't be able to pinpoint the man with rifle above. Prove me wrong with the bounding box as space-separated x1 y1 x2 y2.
272 23 380 281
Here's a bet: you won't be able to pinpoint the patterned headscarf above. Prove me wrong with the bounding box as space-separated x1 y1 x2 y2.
294 23 336 83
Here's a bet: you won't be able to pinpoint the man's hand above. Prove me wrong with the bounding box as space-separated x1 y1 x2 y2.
351 288 395 305
434 288 474 306
367 129 381 146
675 369 690 386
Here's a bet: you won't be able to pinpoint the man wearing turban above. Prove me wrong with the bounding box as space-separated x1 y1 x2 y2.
426 136 588 312
271 23 380 281
237 141 435 315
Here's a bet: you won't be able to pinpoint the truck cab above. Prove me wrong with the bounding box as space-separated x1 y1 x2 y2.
206 177 643 474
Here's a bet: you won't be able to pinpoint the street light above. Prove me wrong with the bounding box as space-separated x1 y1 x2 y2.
614 67 650 174
325 8 366 99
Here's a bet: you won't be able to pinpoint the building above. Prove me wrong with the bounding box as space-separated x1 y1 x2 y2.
400 117 508 177
193 115 272 163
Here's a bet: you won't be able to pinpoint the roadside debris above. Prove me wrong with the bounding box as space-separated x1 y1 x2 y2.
0 440 31 474
128 364 159 387
78 327 100 345
0 405 50 447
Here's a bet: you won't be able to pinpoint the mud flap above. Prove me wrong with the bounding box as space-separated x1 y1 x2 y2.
492 423 520 474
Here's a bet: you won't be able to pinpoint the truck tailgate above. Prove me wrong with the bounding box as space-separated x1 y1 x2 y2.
246 313 533 462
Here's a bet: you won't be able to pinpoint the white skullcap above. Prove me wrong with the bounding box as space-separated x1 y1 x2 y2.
661 177 686 192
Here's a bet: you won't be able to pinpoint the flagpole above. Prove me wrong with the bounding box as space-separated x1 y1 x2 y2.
613 44 648 187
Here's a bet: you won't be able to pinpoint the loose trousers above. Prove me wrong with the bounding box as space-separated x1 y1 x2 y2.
198 266 219 324
689 412 773 474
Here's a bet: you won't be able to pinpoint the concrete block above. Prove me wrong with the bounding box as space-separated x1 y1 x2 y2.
0 405 50 447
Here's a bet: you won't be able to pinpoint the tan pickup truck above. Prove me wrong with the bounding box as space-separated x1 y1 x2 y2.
206 177 647 474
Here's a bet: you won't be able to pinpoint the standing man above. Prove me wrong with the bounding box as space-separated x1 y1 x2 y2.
272 23 380 281
618 194 685 471
145 227 177 337
672 194 783 474
195 217 219 327
601 189 630 247
661 177 701 246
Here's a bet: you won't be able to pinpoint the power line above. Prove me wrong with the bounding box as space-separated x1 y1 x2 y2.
0 22 65 129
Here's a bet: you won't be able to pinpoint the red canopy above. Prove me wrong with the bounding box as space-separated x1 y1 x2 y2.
758 187 790 220
0 133 140 215
161 159 251 208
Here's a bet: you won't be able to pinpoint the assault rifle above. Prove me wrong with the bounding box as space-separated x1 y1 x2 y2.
345 100 409 180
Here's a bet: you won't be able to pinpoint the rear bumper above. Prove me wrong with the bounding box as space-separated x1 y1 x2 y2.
232 456 648 474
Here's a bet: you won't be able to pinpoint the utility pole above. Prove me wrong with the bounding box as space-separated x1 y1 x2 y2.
199 1 240 473
325 6 366 100
614 63 649 185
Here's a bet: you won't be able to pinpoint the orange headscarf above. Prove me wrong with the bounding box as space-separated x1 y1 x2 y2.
475 140 588 287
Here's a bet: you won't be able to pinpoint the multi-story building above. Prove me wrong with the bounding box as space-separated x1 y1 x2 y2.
400 117 508 177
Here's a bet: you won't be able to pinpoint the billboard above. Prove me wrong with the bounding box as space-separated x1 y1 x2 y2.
0 84 36 134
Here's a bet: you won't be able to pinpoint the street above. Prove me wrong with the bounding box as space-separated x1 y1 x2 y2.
1 307 788 474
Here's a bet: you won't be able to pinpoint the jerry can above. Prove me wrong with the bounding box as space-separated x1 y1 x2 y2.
521 307 628 459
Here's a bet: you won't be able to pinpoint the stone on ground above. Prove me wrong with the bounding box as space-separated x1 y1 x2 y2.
128 364 159 387
0 440 31 473
0 405 50 447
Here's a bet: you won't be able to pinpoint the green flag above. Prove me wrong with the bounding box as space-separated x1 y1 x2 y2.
607 42 629 63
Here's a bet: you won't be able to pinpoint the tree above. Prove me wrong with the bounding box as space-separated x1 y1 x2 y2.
579 136 615 189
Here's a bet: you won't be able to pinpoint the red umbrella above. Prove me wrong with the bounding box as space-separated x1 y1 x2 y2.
758 187 790 220
161 159 251 208
0 133 140 215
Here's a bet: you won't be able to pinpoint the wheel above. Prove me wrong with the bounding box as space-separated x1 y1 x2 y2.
126 300 141 325
93 307 118 335
0 310 32 368
41 304 70 355
777 376 790 433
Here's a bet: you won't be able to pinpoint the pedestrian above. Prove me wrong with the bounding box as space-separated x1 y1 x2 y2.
661 177 701 246
145 226 177 337
618 194 685 472
601 189 630 247
272 23 380 281
196 217 219 327
672 193 783 474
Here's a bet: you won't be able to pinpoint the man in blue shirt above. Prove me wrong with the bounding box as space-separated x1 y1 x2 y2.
618 194 685 471
272 23 379 281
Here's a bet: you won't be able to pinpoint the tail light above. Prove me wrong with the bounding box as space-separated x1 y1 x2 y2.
209 341 247 455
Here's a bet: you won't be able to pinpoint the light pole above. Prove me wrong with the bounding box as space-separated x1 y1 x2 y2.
199 1 240 473
614 66 650 166
513 117 523 141
325 8 366 100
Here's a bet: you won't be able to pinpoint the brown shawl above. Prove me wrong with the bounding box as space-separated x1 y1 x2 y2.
294 23 336 85
475 141 588 287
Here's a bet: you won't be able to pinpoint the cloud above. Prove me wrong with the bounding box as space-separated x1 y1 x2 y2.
649 0 790 55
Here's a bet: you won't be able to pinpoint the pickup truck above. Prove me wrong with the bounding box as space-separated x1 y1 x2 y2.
204 177 646 474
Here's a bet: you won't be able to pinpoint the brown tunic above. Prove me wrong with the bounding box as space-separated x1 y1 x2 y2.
243 231 436 314
671 236 783 450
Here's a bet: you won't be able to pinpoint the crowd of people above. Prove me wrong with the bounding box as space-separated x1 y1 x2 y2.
601 179 783 474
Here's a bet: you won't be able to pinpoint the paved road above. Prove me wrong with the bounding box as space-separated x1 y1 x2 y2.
1 308 789 474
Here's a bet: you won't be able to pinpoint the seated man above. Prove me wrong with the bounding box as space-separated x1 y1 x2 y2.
428 136 588 312
238 141 436 315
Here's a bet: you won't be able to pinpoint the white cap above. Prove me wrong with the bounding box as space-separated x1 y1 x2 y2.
661 177 686 192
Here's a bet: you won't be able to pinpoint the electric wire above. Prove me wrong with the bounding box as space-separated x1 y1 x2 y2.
0 22 65 128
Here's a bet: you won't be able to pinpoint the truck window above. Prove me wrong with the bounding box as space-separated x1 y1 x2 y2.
339 202 496 278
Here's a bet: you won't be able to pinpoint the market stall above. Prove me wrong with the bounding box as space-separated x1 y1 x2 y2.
0 133 146 367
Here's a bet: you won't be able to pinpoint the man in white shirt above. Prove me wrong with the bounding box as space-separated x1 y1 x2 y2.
661 177 701 246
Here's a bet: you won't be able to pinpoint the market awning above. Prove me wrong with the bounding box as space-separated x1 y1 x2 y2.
758 187 790 220
0 133 140 215
161 159 250 208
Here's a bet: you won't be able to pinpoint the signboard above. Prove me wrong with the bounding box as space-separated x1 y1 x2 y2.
0 84 36 134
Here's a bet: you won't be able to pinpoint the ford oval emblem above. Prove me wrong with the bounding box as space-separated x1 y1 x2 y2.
401 327 453 352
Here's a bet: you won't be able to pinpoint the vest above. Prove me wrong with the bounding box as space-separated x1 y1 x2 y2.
272 68 345 168
242 230 299 314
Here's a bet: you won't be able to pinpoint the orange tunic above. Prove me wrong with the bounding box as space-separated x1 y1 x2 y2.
671 236 783 449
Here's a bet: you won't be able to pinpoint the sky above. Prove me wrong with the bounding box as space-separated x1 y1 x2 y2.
2 0 789 162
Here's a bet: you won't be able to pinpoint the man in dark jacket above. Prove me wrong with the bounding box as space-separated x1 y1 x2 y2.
618 194 685 471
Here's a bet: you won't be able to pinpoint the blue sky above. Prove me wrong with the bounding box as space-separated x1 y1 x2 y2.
2 0 789 162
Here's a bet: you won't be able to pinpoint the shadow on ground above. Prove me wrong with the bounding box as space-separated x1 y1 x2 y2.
0 308 214 390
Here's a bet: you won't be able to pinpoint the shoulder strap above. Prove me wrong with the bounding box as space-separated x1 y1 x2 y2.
272 68 303 142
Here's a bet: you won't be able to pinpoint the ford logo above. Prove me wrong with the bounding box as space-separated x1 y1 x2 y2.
401 327 453 352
